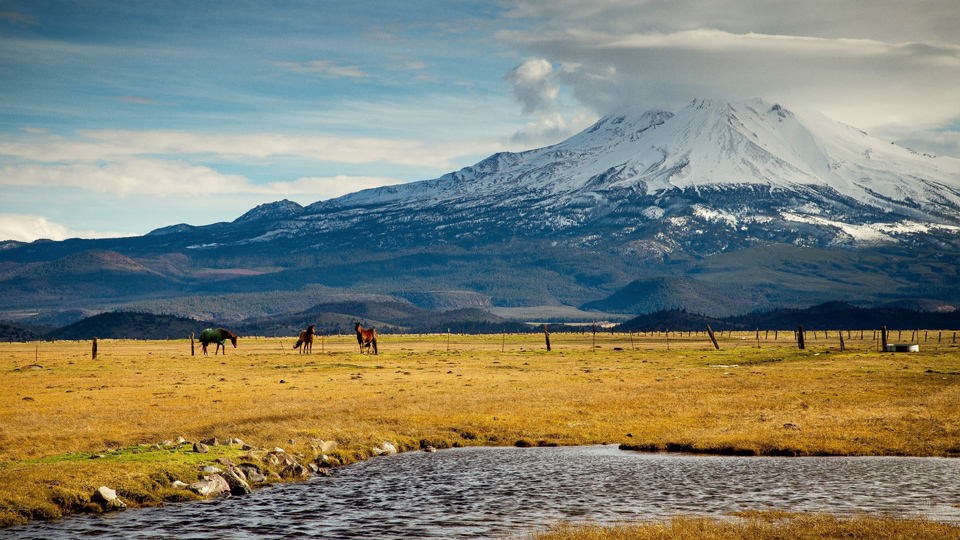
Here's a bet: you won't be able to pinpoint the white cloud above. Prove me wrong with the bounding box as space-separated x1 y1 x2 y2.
501 0 960 44
888 129 960 159
497 0 960 155
1 159 252 197
0 130 496 169
503 58 559 116
262 175 403 198
0 214 131 242
0 158 414 199
112 95 160 105
271 60 372 78
509 110 596 147
500 58 597 148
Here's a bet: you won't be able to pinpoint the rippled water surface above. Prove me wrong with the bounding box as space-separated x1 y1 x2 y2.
9 445 960 539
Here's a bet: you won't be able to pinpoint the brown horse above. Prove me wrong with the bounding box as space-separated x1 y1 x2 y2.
355 322 377 354
293 325 315 354
199 328 238 356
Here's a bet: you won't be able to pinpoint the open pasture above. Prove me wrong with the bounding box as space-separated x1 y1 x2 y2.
1 330 959 526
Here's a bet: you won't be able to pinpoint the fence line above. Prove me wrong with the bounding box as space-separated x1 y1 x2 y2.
3 328 956 360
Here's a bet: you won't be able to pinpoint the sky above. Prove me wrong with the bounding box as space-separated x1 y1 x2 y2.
2 0 958 242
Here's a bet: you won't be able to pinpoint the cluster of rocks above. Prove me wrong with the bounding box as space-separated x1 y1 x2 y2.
173 458 266 498
93 436 404 512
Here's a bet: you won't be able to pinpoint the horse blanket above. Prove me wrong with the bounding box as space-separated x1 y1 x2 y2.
200 328 227 345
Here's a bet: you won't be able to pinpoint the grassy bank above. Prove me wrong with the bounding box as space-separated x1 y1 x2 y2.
1 331 959 527
526 514 960 539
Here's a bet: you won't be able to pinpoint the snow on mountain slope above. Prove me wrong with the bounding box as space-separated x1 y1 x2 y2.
282 98 960 253
311 98 959 216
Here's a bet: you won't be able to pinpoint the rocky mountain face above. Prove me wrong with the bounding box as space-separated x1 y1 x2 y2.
2 98 959 318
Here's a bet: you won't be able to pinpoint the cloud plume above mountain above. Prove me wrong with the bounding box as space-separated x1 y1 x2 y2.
500 0 960 142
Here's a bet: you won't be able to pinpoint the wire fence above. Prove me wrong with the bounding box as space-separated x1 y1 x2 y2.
3 328 957 362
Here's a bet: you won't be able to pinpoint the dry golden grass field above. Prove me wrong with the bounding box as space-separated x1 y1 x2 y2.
526 513 960 540
2 329 959 535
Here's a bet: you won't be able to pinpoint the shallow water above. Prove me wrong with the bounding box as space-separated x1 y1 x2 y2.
8 445 960 539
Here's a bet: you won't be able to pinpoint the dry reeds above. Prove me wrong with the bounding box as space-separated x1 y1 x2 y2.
527 514 960 539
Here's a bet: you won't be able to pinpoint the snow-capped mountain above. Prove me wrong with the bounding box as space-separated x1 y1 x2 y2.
4 98 960 316
266 98 959 254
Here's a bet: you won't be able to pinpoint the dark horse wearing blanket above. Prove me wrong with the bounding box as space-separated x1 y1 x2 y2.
355 322 377 354
293 325 315 354
199 328 238 356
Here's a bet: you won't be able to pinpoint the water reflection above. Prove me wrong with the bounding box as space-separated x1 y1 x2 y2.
8 445 960 539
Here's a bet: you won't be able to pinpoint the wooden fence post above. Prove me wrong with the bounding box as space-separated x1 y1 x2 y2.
706 325 720 350
882 326 889 352
190 333 195 356
92 337 98 360
543 324 551 352
630 331 634 350
592 324 596 352
797 325 805 350
839 331 845 352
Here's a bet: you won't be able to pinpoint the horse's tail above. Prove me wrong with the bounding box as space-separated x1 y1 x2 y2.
293 338 303 349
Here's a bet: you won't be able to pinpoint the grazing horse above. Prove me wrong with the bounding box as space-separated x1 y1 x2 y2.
199 328 238 356
293 325 315 354
355 322 378 355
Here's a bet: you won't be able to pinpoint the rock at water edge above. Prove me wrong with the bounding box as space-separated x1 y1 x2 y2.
187 475 230 498
92 486 126 511
238 463 267 483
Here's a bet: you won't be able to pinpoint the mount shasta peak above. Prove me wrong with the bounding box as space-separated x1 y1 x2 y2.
3 98 959 318
150 97 960 256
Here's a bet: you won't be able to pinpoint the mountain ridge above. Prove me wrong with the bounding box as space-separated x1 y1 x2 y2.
2 98 958 319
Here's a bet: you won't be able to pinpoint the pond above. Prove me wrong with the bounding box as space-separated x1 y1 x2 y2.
8 445 960 539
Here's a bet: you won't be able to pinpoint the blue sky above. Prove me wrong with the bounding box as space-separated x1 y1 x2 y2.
2 0 958 241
